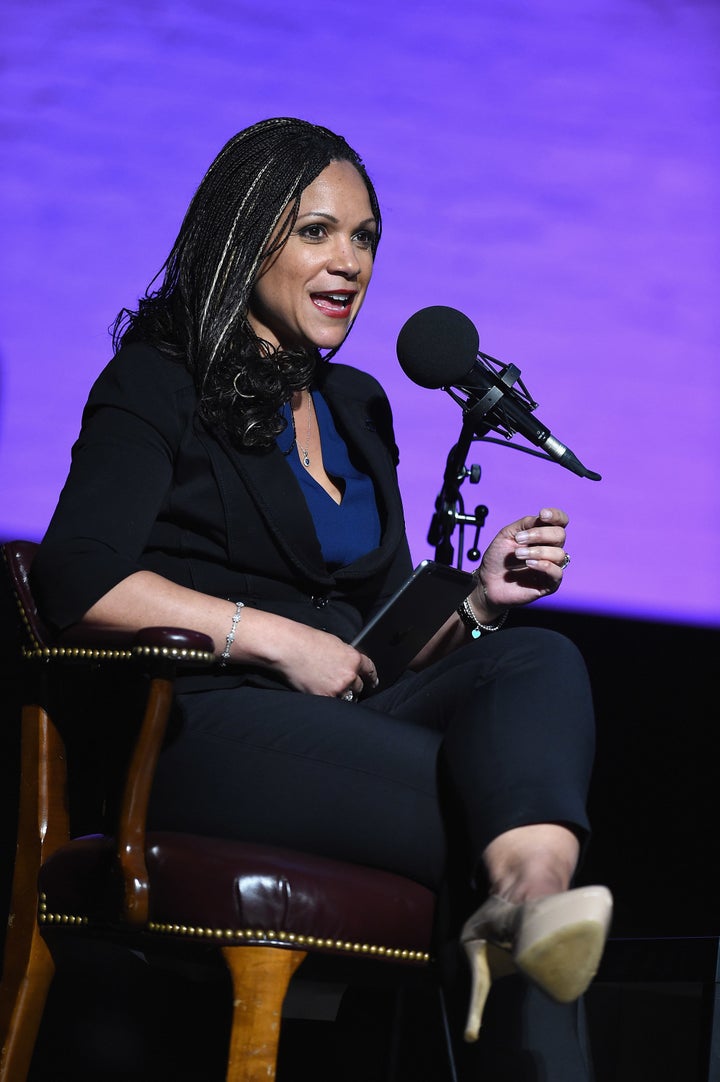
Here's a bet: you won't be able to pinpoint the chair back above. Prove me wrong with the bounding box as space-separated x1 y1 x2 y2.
3 540 53 653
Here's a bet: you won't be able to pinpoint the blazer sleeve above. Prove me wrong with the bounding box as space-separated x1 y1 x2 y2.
30 344 195 630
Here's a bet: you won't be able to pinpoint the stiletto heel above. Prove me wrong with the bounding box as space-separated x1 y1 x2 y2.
462 936 491 1042
461 895 519 1041
460 885 613 1042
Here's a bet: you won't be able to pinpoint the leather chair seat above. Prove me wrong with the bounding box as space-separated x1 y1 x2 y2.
38 833 436 964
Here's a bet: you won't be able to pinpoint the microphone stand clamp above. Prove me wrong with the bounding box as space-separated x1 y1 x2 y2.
427 416 488 570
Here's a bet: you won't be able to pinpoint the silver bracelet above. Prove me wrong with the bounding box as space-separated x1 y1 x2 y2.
219 600 244 666
457 596 508 639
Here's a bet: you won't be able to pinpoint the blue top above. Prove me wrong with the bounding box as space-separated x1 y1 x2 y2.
277 392 381 569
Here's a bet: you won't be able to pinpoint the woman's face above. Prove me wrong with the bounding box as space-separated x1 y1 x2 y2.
248 160 377 352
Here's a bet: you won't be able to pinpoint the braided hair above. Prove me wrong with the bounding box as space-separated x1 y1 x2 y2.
112 118 382 447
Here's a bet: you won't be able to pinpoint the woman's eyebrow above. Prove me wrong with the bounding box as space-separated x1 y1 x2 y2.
296 211 376 228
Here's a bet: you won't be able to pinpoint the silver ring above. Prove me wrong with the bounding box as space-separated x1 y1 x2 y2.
340 688 356 703
561 553 571 569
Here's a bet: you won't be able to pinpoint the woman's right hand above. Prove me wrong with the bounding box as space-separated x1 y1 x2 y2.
254 616 378 699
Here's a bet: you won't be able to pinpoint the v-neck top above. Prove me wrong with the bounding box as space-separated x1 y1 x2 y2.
277 392 381 569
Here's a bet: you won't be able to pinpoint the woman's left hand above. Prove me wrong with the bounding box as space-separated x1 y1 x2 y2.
474 506 572 614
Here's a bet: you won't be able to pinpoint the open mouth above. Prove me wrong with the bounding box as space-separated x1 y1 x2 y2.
311 292 355 317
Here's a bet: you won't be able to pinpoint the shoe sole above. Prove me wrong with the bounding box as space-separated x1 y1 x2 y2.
514 885 613 1002
516 919 608 1001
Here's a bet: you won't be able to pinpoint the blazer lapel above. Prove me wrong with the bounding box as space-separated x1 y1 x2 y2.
212 428 333 582
199 363 406 585
319 388 407 580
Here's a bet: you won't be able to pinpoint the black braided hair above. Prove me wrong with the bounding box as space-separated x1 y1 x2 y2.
111 118 382 447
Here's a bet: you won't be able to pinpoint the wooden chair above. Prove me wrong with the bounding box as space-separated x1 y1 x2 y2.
0 540 451 1081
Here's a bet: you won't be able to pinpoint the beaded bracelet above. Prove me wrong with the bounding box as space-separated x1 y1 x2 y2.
219 600 245 666
456 596 509 639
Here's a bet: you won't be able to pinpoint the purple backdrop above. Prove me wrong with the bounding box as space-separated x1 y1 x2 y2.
1 0 718 626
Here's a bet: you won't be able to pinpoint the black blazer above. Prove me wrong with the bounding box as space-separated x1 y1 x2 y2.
31 343 415 658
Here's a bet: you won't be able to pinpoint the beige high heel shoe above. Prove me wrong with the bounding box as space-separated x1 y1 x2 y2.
460 884 613 1041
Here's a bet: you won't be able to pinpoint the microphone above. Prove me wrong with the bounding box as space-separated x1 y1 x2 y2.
396 305 601 481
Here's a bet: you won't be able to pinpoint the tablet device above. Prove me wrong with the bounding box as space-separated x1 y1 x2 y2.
351 560 475 695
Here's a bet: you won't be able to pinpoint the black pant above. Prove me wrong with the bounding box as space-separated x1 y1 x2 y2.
150 626 595 889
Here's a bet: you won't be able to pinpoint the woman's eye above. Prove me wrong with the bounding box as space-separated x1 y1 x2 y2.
298 224 327 240
353 230 375 250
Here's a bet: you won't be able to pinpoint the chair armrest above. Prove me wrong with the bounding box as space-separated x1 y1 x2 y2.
56 624 216 662
45 627 216 926
57 627 216 926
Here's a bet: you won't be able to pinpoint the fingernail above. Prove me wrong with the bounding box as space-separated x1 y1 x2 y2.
515 531 530 542
515 547 530 558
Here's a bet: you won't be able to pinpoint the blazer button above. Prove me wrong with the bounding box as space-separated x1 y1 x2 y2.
311 596 329 609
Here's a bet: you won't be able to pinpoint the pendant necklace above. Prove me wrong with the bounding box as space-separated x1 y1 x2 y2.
294 391 312 469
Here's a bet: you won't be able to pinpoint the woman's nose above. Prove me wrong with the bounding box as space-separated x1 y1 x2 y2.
328 237 361 278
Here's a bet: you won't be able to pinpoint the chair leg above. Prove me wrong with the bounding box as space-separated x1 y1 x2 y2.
0 923 55 1082
221 944 307 1081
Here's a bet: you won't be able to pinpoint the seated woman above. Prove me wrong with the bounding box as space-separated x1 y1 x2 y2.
31 116 612 1079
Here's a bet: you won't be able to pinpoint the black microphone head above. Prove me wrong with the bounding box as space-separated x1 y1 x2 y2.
396 305 479 388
